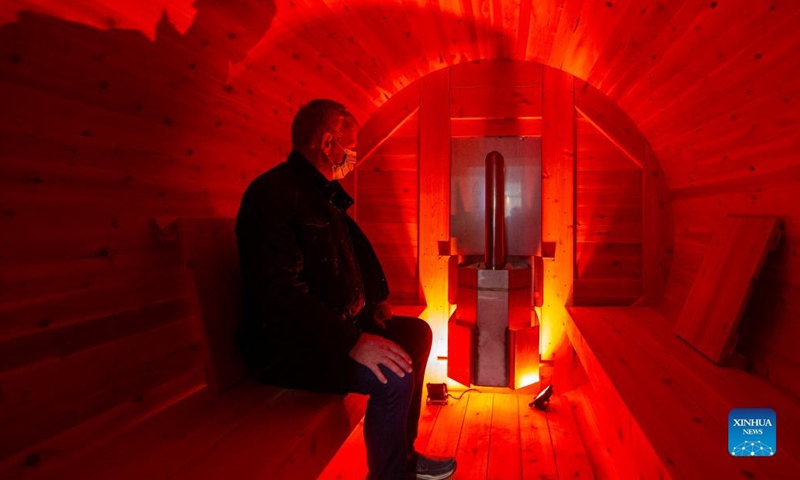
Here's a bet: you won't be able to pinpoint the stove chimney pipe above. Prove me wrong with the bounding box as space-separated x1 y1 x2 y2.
484 151 505 269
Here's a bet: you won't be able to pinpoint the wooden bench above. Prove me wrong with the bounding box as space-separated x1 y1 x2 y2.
563 216 800 479
28 218 367 479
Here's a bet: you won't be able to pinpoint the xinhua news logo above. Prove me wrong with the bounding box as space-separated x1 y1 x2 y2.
729 408 776 457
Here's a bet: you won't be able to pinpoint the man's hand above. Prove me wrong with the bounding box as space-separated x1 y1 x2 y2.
349 333 412 384
373 301 392 330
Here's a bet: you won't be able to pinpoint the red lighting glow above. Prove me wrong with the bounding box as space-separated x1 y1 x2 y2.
0 1 197 39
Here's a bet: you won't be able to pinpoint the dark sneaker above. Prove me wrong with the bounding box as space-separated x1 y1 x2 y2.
408 452 457 480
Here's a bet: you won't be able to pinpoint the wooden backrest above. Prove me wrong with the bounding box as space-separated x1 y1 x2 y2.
674 215 782 363
176 218 246 394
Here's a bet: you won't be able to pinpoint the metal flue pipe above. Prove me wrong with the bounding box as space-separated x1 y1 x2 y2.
484 151 505 269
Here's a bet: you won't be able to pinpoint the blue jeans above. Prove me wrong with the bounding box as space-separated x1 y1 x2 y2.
350 362 413 480
346 317 432 480
260 316 433 480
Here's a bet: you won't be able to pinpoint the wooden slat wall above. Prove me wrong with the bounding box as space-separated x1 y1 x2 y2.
235 0 799 398
450 59 543 137
231 0 800 401
587 0 799 397
363 58 659 366
574 79 672 307
574 116 643 306
356 113 420 305
636 6 800 398
1 0 798 460
664 191 800 398
0 2 280 470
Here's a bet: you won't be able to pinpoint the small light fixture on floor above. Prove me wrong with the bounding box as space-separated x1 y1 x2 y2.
529 384 553 410
426 383 448 405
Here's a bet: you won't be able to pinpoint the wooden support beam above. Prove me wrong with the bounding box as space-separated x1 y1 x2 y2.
540 66 575 361
574 108 643 169
641 146 672 307
357 82 420 166
418 68 451 374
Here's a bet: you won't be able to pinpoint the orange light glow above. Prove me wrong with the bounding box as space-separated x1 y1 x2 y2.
539 312 562 360
419 304 455 353
418 304 455 385
444 373 469 391
517 371 540 389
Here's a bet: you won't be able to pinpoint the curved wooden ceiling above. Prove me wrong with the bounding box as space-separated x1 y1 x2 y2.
3 0 798 190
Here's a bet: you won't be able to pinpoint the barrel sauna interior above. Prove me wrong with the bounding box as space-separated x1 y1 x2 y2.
1 1 798 479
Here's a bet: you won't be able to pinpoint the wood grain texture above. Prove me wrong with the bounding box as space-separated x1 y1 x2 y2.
424 391 471 459
1 0 799 472
517 394 558 480
674 215 782 363
357 112 420 305
321 389 604 480
574 112 645 307
451 117 542 138
0 316 203 462
163 389 365 480
316 417 368 480
175 218 245 393
418 67 451 368
196 0 799 400
540 66 575 361
26 379 276 479
575 76 672 309
357 81 420 165
454 392 493 480
546 395 594 479
1 368 207 479
25 380 367 480
0 1 277 461
564 387 622 480
450 85 542 119
568 306 800 479
487 392 521 480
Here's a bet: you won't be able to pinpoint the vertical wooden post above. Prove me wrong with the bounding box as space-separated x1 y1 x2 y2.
541 66 575 363
642 147 671 306
419 68 452 378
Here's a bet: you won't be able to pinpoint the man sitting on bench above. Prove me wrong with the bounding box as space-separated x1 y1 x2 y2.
235 99 457 480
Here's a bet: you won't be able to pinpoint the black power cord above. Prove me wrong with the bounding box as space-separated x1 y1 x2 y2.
448 388 481 400
426 383 482 404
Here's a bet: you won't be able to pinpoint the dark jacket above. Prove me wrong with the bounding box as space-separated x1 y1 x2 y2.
235 151 389 376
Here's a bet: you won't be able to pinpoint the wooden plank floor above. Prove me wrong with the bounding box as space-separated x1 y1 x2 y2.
319 389 614 480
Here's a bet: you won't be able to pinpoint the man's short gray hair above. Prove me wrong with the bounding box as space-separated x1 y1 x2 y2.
291 99 357 149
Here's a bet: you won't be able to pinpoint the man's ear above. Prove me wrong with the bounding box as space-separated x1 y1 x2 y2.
320 131 334 154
